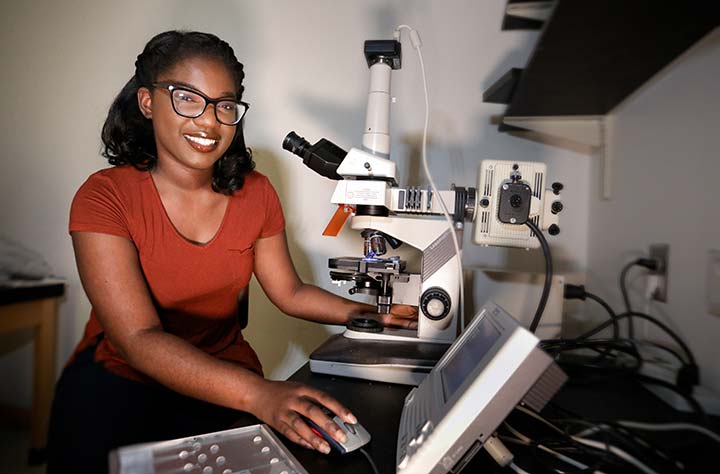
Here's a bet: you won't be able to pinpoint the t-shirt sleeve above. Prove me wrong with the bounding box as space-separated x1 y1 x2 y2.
69 172 131 239
260 176 286 238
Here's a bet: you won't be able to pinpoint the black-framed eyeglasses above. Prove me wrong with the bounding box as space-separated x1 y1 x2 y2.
152 82 249 126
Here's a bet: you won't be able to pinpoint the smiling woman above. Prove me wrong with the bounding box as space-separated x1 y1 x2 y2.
101 32 253 194
45 30 418 474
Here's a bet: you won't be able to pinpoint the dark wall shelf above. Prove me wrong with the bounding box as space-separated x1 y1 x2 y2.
489 1 720 118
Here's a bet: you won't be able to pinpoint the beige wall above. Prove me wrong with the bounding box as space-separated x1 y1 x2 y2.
0 0 590 406
586 28 720 393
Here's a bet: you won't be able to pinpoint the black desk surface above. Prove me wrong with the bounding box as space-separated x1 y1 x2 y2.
284 364 718 474
0 278 65 305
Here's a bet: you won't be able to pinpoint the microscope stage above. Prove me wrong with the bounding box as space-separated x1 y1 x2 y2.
309 333 450 386
329 256 405 274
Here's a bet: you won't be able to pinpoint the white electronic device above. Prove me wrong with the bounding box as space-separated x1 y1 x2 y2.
474 160 560 249
109 424 308 474
395 301 567 473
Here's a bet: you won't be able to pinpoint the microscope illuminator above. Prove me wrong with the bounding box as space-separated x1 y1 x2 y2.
474 160 563 249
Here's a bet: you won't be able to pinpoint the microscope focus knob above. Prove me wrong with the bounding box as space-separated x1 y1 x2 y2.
420 287 451 321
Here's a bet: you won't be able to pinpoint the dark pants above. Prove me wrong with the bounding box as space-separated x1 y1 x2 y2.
46 345 259 474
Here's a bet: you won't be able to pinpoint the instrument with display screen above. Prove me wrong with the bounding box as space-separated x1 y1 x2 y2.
395 300 567 473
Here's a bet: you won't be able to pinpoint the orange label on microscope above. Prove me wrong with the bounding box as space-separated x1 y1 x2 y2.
322 204 355 236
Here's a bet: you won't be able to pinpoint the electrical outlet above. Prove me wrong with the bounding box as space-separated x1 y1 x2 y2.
649 244 669 302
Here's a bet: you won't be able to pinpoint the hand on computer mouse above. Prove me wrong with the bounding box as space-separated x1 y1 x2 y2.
302 407 371 454
245 379 358 454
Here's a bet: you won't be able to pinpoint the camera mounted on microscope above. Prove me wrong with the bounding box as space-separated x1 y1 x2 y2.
498 166 532 225
364 40 402 69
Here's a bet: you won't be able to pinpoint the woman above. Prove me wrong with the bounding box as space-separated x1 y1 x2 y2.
47 30 416 473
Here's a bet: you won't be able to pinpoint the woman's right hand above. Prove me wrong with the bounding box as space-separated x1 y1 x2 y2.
245 379 358 454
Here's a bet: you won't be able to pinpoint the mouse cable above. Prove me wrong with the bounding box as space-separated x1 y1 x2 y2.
358 447 379 474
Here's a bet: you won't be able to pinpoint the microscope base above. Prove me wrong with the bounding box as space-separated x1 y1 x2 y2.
308 333 451 386
343 326 429 342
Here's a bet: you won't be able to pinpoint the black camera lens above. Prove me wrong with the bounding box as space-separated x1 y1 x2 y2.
510 194 523 208
282 131 310 157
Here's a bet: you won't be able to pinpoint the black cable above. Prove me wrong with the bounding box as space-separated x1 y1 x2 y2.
501 415 618 472
559 418 686 474
358 447 379 474
562 286 620 363
508 410 642 473
619 258 660 340
543 339 644 375
563 283 698 391
602 421 687 471
584 291 620 339
634 373 707 423
525 219 552 333
512 407 689 474
619 260 637 338
576 311 696 367
639 340 687 368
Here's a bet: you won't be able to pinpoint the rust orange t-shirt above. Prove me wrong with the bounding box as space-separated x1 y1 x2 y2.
68 165 285 383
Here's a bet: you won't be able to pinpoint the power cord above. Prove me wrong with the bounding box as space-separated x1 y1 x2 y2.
577 311 696 370
634 372 706 422
562 284 699 392
620 257 660 338
542 337 643 373
564 284 621 339
524 218 552 333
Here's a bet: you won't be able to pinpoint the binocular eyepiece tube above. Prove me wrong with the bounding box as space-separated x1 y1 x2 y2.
281 131 347 181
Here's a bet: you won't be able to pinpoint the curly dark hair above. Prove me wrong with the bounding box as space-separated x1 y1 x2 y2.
101 30 255 195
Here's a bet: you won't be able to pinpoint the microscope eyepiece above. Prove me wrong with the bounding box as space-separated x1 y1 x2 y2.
281 131 347 180
282 131 310 157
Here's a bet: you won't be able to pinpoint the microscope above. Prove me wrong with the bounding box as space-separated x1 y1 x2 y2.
283 35 563 385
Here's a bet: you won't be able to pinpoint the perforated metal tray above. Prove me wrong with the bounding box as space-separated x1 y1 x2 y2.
109 423 308 474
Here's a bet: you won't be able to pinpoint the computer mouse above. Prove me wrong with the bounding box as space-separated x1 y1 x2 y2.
302 408 371 454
